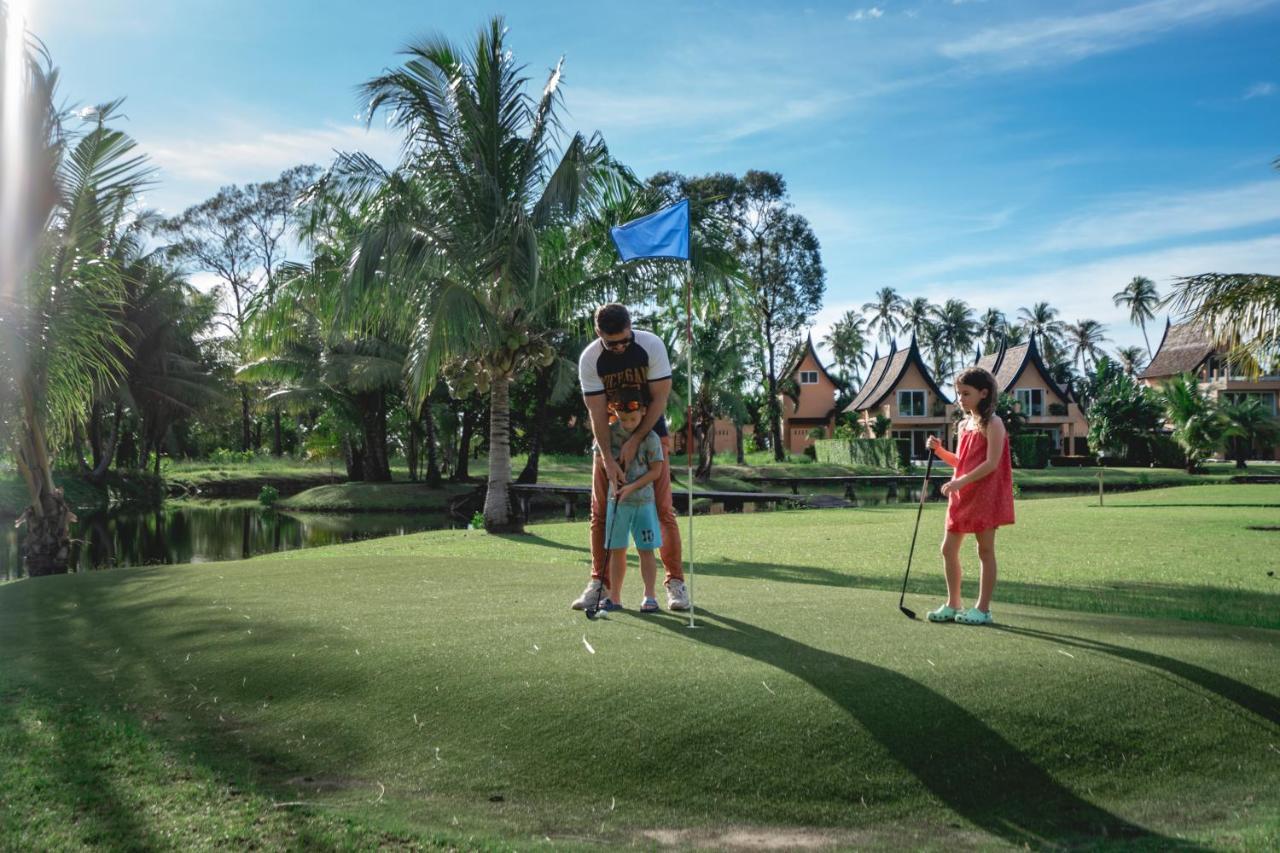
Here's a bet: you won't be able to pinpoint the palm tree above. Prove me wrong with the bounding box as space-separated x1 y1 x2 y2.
1165 271 1280 377
977 308 1006 353
345 18 634 531
0 19 152 574
1064 319 1110 375
822 310 868 388
863 287 905 346
932 298 978 379
1017 302 1066 364
1219 396 1280 469
1113 276 1160 357
1113 345 1147 378
1157 372 1225 473
902 297 933 338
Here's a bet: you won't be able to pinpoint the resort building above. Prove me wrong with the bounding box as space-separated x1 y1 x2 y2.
976 333 1090 456
1140 321 1280 461
778 335 841 454
845 335 955 460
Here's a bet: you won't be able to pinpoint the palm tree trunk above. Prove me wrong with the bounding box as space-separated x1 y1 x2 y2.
517 366 551 485
357 393 392 482
272 411 283 456
483 374 521 533
241 388 252 452
453 404 474 482
1140 321 1152 359
735 422 746 465
423 404 442 486
15 378 76 576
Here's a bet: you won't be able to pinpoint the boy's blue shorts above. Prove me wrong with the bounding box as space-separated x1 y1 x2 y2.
605 501 662 551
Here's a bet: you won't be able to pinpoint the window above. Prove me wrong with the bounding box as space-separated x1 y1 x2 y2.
897 389 925 417
1015 388 1044 417
799 370 818 385
1224 391 1278 416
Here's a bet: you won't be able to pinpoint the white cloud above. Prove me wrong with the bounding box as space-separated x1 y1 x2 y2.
940 0 1276 68
145 120 402 186
1243 81 1276 99
1038 180 1280 253
915 234 1280 350
849 7 886 21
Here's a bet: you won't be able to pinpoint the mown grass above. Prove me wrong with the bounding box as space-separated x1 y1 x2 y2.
1 485 1277 849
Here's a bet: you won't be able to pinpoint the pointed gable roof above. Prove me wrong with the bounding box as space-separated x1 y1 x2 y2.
846 335 952 412
1139 320 1214 380
781 334 841 387
976 333 1069 401
846 342 892 412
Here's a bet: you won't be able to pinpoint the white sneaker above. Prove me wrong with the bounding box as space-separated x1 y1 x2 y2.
571 579 604 611
665 579 690 611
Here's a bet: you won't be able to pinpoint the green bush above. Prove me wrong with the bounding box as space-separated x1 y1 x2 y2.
813 437 898 468
258 485 279 507
1010 434 1051 469
210 448 255 465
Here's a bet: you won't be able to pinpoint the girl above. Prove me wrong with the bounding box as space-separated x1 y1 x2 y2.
924 367 1014 625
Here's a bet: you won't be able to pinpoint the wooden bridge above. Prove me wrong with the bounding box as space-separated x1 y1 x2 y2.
740 474 945 500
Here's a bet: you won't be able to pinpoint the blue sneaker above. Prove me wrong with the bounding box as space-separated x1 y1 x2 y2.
599 599 624 614
640 597 659 613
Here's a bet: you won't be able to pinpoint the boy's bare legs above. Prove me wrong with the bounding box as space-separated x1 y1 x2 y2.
940 531 965 609
974 528 998 612
638 548 658 602
606 547 628 605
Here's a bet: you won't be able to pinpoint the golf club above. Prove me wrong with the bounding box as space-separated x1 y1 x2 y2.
898 449 936 620
585 484 620 620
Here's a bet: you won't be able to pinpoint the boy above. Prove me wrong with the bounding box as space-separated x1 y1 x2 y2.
585 394 666 614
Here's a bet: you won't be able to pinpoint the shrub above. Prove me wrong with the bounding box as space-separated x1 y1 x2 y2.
469 510 485 530
813 437 898 468
1010 434 1051 469
210 448 255 465
258 485 279 507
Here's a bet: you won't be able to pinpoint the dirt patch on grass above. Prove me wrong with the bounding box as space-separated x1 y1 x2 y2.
642 827 848 850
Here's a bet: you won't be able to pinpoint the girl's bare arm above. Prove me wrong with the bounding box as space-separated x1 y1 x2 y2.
926 435 959 467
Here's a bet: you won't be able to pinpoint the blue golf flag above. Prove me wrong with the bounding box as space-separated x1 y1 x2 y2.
610 199 690 262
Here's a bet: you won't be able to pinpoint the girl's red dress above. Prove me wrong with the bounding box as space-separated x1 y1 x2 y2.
945 421 1015 533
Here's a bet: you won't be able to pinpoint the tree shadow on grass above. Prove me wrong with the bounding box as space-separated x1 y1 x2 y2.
653 608 1198 850
688 557 1280 630
2 569 383 845
994 625 1279 727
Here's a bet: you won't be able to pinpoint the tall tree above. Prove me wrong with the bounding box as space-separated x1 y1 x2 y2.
348 18 634 530
0 23 151 574
1113 345 1147 377
822 310 869 388
1112 275 1160 358
1219 396 1279 469
932 298 978 380
977 308 1007 353
902 297 933 339
863 287 905 347
1064 319 1110 375
1017 301 1067 365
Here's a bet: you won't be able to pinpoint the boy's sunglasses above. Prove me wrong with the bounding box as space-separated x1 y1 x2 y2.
600 332 634 352
609 400 643 413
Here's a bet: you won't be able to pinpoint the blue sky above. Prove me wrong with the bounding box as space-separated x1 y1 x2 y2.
33 0 1280 358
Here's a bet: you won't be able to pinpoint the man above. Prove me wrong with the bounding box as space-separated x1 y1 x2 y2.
571 303 690 612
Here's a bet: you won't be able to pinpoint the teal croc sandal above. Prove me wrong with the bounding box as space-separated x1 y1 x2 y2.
955 607 993 625
927 604 959 623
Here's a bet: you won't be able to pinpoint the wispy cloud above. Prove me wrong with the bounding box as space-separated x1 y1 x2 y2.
1243 81 1276 99
849 7 885 22
146 120 401 187
940 0 1276 68
1038 180 1280 253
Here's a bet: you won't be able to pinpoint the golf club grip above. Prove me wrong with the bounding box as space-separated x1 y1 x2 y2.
900 451 935 602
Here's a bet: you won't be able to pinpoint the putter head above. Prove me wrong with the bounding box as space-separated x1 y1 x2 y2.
584 607 599 620
899 605 918 620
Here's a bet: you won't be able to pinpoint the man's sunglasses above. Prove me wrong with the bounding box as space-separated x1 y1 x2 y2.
600 332 634 352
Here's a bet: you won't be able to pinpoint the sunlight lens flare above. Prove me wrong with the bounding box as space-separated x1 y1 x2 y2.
1 0 31 305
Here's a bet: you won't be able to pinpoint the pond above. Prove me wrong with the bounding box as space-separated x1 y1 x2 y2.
1 502 456 580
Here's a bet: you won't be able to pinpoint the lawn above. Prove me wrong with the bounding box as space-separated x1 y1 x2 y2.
1 485 1276 849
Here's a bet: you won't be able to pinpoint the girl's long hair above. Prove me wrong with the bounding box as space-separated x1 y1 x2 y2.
955 367 998 429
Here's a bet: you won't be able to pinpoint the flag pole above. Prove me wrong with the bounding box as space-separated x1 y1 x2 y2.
684 257 697 628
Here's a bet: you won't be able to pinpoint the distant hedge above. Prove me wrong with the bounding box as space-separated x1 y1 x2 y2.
1010 434 1052 469
813 437 899 469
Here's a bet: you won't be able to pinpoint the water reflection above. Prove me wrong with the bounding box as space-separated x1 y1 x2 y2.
1 503 455 580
